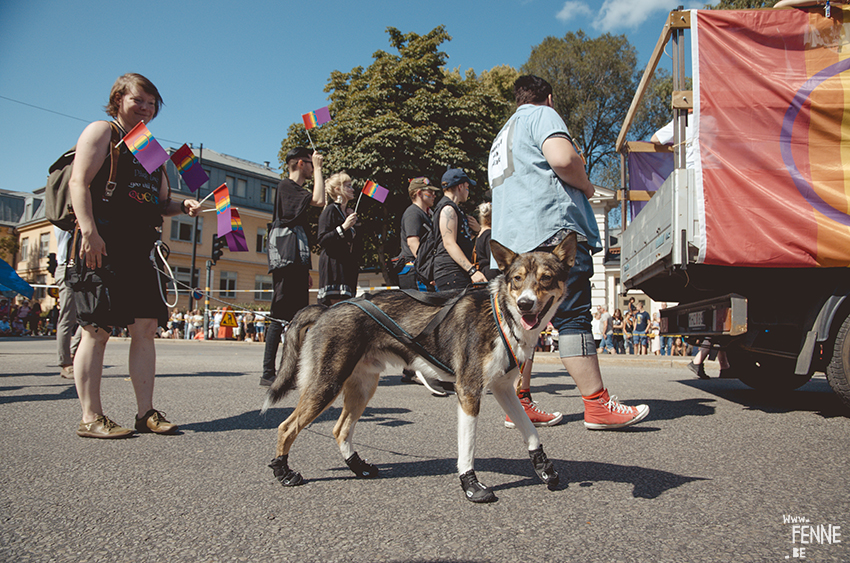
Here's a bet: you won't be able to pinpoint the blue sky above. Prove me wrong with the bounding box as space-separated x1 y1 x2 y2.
0 0 702 195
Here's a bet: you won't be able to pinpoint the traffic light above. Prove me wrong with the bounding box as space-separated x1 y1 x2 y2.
211 234 226 265
47 252 58 277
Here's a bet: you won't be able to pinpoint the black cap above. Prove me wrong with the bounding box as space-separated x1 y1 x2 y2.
441 168 476 189
284 147 313 164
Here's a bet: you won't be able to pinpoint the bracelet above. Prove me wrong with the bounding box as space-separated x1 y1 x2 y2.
467 265 478 277
180 200 188 214
336 226 345 237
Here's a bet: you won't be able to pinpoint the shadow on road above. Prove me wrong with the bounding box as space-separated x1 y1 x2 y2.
678 377 848 418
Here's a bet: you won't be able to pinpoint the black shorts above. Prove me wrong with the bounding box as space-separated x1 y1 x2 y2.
271 264 310 322
68 250 167 331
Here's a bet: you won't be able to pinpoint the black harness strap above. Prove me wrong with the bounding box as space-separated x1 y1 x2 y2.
491 294 519 373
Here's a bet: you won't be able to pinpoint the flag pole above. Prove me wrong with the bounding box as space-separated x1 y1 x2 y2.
354 190 365 215
197 190 215 206
305 128 316 151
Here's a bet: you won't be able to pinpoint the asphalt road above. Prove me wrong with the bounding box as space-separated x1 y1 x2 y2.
1 337 848 563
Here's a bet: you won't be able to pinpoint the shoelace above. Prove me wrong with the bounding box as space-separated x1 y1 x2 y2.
604 396 634 414
97 416 119 430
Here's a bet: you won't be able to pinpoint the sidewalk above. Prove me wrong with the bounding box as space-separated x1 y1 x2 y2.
533 350 692 368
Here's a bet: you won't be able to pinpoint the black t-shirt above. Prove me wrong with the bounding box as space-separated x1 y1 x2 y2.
432 196 474 280
399 204 431 262
474 229 500 281
273 178 312 227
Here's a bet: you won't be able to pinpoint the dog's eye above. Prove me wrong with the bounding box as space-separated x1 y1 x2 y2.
540 274 552 283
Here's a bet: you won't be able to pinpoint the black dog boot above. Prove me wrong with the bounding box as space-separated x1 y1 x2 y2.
459 470 497 503
269 455 303 487
345 452 379 479
529 445 559 487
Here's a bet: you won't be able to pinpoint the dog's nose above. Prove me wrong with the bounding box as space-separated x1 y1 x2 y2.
517 297 535 312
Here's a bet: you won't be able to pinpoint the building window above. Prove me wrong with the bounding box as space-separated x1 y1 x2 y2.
255 275 272 301
219 271 237 298
173 266 193 289
260 184 273 204
256 227 267 253
237 178 247 198
33 274 47 301
20 238 29 261
170 215 203 243
39 233 50 259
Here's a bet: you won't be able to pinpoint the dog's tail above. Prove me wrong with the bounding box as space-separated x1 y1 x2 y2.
261 304 327 413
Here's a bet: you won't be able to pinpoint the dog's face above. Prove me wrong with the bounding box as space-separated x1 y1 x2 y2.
490 233 577 331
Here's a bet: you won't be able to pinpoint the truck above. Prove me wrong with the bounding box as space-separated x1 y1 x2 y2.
616 6 850 408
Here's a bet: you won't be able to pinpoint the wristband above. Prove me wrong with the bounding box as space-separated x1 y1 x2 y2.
336 226 345 237
180 200 188 214
467 265 478 277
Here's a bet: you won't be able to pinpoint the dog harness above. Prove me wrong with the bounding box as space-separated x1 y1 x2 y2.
333 289 471 376
491 294 523 374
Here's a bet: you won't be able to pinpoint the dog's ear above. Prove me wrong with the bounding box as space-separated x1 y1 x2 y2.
552 232 577 268
490 239 518 272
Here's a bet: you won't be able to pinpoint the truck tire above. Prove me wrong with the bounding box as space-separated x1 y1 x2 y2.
826 313 850 409
726 347 811 392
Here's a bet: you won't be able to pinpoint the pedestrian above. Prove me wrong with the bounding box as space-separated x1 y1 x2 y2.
591 311 603 351
317 172 361 306
489 74 648 430
650 312 661 355
395 177 438 291
261 147 326 386
632 302 651 355
67 73 201 438
432 169 487 291
599 306 613 354
473 202 501 281
27 299 42 335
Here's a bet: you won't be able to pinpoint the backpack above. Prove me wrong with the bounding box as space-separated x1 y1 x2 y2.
413 220 439 286
45 121 123 231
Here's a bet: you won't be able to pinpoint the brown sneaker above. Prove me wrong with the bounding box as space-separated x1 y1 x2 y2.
77 415 133 439
135 409 179 434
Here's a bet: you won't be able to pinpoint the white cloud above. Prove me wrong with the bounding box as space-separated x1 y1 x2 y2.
556 1 594 24
592 0 702 33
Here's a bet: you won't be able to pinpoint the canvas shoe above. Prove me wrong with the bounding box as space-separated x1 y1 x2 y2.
77 415 133 439
60 365 74 379
687 360 710 379
583 389 649 430
505 390 563 428
135 409 179 434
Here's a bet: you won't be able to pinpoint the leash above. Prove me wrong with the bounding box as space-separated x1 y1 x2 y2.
152 241 179 308
491 293 524 374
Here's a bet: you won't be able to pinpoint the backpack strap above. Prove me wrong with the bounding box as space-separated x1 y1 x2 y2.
102 121 123 201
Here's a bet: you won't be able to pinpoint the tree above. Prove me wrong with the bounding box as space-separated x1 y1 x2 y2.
0 235 18 264
278 27 515 281
522 31 673 188
704 0 777 8
522 30 672 186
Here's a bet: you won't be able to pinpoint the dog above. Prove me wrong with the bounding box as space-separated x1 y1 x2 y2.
261 233 577 503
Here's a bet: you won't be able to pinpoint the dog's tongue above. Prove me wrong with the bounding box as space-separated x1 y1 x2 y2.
521 314 539 330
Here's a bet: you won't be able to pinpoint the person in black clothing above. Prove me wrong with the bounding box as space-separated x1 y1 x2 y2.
397 177 438 291
261 147 326 386
317 172 360 306
433 169 487 291
473 202 500 281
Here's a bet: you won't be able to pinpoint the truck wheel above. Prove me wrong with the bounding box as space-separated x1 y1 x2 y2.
826 313 850 409
726 347 811 392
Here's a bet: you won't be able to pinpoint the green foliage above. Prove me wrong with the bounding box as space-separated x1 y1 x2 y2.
0 235 19 263
704 0 777 8
278 26 515 280
522 31 673 188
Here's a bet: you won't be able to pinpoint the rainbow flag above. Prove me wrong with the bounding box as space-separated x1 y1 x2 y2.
361 180 389 203
693 7 850 267
224 208 248 252
213 183 232 237
121 121 169 174
170 144 209 192
302 106 331 130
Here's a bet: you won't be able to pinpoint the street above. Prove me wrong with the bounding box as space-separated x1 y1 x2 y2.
1 337 848 563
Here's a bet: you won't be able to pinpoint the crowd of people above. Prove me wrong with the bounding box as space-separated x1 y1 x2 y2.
0 296 48 336
591 301 690 357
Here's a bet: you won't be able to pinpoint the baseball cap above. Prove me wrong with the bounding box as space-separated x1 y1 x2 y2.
441 168 476 189
408 177 438 198
284 147 313 164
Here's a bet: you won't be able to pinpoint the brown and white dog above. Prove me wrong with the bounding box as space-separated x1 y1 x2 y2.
262 233 577 502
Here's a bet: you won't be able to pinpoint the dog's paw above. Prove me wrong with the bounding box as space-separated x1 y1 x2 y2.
459 470 498 503
345 452 379 479
529 445 559 488
269 455 304 487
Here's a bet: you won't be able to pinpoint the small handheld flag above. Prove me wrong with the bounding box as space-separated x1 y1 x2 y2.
224 209 249 252
354 180 389 214
213 183 232 237
170 144 209 192
302 106 331 130
121 121 169 174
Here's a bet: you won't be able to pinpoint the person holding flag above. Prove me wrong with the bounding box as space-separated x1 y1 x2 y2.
316 172 361 306
67 73 201 439
261 147 326 387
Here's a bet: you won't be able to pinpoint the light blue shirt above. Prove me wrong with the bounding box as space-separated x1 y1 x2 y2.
488 104 600 261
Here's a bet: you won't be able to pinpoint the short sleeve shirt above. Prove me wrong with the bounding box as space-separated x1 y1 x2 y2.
399 204 431 262
489 104 600 259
